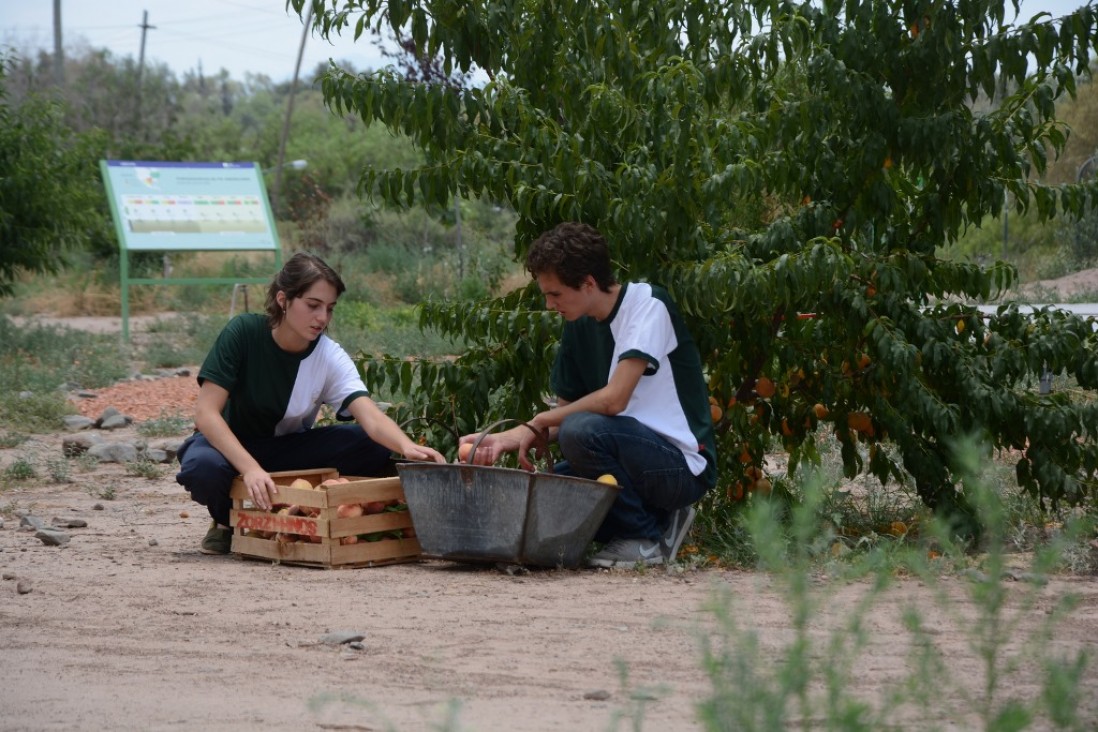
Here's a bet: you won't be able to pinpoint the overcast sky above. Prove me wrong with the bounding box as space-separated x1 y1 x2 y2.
2 1 388 82
1 0 1093 84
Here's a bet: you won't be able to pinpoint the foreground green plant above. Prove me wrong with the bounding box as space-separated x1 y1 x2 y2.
912 440 1092 731
292 440 1094 732
694 438 1091 731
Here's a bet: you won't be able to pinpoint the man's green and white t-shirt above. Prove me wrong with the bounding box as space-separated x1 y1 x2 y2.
550 282 717 488
198 313 368 438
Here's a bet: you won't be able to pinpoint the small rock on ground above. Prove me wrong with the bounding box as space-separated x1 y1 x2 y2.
319 631 365 646
35 529 71 546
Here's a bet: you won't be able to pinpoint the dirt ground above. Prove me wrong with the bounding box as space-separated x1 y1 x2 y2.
3 426 1097 732
3 292 1098 731
1016 266 1098 300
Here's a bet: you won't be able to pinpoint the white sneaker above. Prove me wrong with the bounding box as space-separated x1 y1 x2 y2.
587 538 665 568
661 506 697 563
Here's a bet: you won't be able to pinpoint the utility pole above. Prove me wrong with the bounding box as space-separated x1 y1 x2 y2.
52 0 64 87
273 4 313 216
135 11 156 131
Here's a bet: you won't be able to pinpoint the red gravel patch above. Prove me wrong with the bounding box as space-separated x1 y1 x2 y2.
74 372 199 423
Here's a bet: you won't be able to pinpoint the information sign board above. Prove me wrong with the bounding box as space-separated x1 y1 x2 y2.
99 161 282 339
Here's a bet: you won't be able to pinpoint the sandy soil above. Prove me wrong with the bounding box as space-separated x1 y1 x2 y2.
4 284 1098 732
2 424 1097 731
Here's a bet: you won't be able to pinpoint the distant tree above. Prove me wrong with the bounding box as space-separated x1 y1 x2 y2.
1072 151 1098 267
1052 79 1098 268
5 48 184 152
0 55 106 296
1043 71 1098 186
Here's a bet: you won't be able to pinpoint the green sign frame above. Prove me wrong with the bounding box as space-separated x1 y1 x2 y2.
99 160 283 340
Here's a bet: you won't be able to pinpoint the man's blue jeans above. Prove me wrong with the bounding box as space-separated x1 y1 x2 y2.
554 412 709 543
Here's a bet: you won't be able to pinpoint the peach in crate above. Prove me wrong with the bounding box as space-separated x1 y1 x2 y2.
228 468 420 568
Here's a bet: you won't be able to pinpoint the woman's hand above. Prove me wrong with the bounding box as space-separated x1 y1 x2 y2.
241 468 279 511
399 442 446 463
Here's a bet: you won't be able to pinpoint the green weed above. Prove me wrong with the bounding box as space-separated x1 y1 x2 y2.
72 452 100 473
3 457 36 480
90 484 117 500
0 431 28 448
45 457 72 484
282 439 1092 732
0 390 77 433
136 411 192 437
605 657 668 730
124 458 164 479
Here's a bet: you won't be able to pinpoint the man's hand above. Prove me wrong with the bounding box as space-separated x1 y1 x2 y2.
457 429 524 467
515 423 548 471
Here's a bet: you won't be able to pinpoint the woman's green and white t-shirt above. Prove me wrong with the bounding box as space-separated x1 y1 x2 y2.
550 282 717 488
198 313 368 438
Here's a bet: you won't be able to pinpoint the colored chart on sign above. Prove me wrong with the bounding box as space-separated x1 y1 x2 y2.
122 194 268 234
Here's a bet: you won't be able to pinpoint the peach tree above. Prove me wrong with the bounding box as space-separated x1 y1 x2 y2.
297 0 1098 532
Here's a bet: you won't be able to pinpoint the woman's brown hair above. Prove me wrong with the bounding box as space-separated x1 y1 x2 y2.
265 252 346 328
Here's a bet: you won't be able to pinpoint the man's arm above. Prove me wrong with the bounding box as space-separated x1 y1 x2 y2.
457 358 648 470
531 357 647 433
508 358 647 469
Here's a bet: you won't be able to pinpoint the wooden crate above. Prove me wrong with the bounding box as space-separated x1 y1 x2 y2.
229 468 420 568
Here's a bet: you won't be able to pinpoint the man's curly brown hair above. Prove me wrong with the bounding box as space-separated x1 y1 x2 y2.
524 222 617 292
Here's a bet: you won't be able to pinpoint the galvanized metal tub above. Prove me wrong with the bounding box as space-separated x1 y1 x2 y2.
396 461 619 568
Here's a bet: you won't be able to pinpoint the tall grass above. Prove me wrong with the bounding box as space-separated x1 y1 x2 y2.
693 438 1093 731
0 316 132 391
0 316 130 432
140 313 226 368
